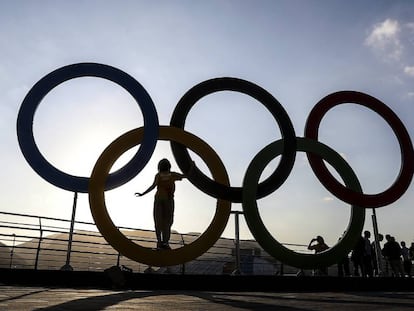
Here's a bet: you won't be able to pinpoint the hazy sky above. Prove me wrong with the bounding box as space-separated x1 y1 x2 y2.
1 1 414 250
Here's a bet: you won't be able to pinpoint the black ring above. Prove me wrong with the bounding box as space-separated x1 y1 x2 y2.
170 77 297 202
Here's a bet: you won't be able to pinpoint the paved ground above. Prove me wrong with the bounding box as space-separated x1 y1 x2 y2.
0 285 413 310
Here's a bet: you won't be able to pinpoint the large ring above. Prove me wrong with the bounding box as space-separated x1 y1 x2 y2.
88 126 231 267
305 91 414 207
170 77 297 203
16 62 159 192
242 137 365 269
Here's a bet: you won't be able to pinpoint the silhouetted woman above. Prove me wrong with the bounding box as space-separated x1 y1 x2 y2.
135 159 191 250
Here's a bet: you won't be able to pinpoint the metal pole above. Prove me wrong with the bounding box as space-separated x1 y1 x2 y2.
117 252 121 267
371 208 383 275
116 227 121 267
180 234 186 275
9 234 16 269
61 192 77 271
34 217 43 270
232 211 241 275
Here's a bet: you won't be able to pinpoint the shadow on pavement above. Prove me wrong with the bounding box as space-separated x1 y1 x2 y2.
31 290 305 311
31 290 414 311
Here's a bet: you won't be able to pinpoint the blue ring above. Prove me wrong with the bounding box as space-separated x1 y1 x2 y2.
16 63 159 192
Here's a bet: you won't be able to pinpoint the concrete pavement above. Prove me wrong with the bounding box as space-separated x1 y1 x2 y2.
0 285 413 310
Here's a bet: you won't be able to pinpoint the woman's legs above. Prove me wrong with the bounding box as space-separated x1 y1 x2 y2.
154 198 174 249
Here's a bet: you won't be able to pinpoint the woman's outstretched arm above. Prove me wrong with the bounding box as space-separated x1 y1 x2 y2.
135 175 157 197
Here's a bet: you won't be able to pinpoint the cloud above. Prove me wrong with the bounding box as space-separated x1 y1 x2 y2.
365 19 402 61
406 22 414 32
404 66 414 76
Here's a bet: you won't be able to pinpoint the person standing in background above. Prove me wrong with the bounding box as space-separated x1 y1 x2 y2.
308 235 329 276
400 241 412 277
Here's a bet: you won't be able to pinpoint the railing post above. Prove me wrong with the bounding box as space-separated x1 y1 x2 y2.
34 217 43 270
9 234 16 269
231 211 242 275
117 252 121 267
180 233 186 275
371 208 383 275
61 192 77 271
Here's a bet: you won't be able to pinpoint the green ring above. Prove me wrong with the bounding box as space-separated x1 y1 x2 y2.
242 137 365 269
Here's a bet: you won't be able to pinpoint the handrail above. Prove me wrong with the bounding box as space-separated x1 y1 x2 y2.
0 210 312 275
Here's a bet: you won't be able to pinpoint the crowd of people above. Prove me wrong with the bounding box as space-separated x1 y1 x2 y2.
345 231 413 277
308 231 413 277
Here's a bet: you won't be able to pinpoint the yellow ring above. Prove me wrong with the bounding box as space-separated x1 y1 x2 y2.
88 126 231 266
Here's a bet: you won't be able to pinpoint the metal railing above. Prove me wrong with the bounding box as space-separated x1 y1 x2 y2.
0 210 318 275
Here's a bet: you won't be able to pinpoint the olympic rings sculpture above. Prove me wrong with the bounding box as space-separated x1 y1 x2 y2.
16 62 414 269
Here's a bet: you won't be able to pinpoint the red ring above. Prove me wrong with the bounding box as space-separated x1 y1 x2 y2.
304 91 414 208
